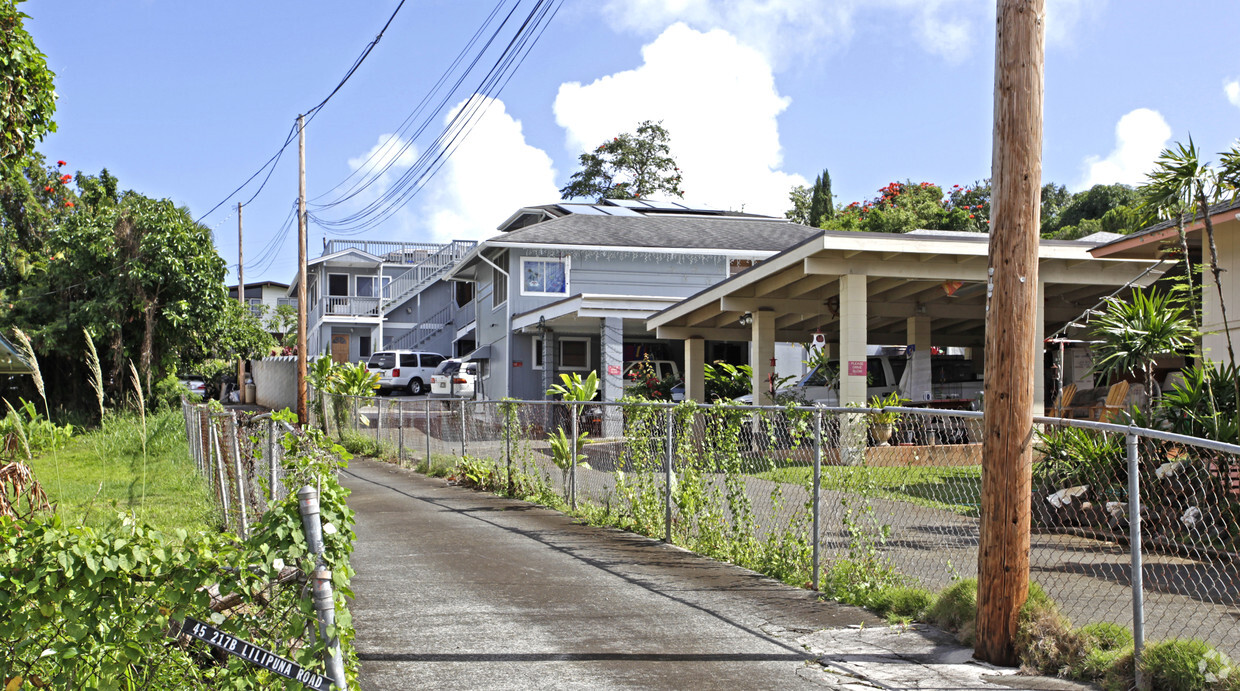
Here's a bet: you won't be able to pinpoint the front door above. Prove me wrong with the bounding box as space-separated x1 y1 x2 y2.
331 334 350 364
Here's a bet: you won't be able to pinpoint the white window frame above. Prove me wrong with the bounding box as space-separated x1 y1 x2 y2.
557 336 591 371
356 275 378 298
327 273 350 297
519 256 569 297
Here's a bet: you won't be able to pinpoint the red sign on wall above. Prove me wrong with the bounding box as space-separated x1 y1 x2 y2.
847 360 867 376
607 365 622 376
512 361 523 368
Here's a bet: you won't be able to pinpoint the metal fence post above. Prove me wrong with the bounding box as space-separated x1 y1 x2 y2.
505 402 513 494
664 407 673 543
297 486 347 690
267 418 278 502
569 401 578 510
229 416 249 538
376 396 383 445
460 400 468 458
397 400 405 467
425 397 432 470
210 419 230 530
1127 429 1145 690
813 409 823 591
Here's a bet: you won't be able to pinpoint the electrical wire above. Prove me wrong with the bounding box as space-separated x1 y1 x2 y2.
308 0 561 234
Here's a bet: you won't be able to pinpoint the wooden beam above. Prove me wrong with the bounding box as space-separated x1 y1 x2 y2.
805 256 989 281
720 296 824 314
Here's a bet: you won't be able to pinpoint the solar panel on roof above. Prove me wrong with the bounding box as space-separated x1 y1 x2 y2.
607 199 651 209
640 200 691 210
596 205 641 216
561 204 607 215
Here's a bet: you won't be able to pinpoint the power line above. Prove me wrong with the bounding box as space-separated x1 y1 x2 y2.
309 0 561 234
195 0 408 224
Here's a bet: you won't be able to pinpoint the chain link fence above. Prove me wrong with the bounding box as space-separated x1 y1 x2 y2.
181 400 292 538
316 391 1240 676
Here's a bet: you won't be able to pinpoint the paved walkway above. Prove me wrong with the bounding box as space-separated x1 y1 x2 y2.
342 457 1089 690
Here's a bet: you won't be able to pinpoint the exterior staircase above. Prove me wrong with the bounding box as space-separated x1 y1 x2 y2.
387 304 452 352
382 240 477 316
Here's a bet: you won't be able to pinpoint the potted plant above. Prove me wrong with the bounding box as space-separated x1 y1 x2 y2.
869 391 907 445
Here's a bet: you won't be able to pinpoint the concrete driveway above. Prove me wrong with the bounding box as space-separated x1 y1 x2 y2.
341 458 1092 690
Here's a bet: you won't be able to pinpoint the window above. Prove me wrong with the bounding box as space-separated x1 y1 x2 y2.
493 265 508 307
521 257 567 296
356 276 378 298
328 274 349 296
533 337 544 370
359 336 372 358
559 337 590 371
418 353 445 369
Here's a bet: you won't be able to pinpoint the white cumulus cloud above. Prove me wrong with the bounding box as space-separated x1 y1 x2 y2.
338 98 558 244
553 23 806 216
422 98 560 243
1079 108 1172 189
1226 79 1240 109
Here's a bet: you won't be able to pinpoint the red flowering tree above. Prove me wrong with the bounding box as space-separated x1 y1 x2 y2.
823 179 991 233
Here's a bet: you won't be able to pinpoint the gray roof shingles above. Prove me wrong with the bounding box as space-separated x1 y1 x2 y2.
494 213 820 252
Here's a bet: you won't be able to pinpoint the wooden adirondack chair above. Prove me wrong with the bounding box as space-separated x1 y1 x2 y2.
1049 383 1077 418
1091 381 1130 422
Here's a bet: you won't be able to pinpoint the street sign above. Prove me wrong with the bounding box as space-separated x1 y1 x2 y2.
181 616 333 691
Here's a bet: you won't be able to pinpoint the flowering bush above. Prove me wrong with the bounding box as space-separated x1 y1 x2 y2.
824 179 990 234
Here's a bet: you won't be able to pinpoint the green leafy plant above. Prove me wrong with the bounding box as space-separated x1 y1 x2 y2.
547 426 590 500
1090 288 1195 415
703 361 751 401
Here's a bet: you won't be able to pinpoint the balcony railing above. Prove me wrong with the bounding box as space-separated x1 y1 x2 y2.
319 296 380 318
325 239 449 263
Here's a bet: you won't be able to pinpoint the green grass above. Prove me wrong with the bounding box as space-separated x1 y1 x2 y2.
757 464 982 516
27 407 218 534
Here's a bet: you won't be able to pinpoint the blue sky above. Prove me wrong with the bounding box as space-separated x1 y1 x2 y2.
25 0 1240 285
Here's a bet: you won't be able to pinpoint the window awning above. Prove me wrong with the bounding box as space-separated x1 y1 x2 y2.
465 345 491 361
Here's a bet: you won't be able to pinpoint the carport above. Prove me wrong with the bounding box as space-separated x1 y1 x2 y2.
646 229 1165 411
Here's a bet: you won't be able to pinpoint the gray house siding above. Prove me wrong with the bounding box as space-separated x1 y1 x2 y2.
469 248 733 400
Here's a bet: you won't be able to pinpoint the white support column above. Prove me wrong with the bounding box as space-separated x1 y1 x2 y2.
600 317 624 437
1034 280 1046 415
838 274 868 406
684 337 705 403
750 310 776 404
906 316 933 402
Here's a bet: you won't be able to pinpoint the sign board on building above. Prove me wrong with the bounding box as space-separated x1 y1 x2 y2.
180 617 332 691
513 361 523 368
847 360 867 376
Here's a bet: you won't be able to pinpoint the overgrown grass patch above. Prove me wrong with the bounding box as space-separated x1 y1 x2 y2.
757 464 982 516
27 407 216 534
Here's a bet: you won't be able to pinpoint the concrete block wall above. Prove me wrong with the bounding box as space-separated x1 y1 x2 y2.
251 356 297 412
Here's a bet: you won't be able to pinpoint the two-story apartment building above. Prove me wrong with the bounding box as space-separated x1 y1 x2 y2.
444 199 820 408
229 280 291 319
286 239 477 363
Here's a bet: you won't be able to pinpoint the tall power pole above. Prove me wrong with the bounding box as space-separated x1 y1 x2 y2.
296 115 308 425
976 0 1045 665
237 203 246 397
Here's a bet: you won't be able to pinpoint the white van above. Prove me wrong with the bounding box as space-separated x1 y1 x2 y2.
367 350 447 395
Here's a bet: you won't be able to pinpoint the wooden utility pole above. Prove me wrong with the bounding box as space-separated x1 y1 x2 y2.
976 0 1045 666
237 203 246 397
296 115 308 425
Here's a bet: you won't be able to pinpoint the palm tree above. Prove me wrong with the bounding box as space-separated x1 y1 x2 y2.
1091 289 1195 416
1139 140 1238 426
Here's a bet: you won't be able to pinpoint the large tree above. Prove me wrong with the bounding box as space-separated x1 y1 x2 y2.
3 169 241 409
559 120 683 202
0 0 56 164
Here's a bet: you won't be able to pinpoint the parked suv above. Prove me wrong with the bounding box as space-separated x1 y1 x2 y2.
430 359 477 399
366 350 446 395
